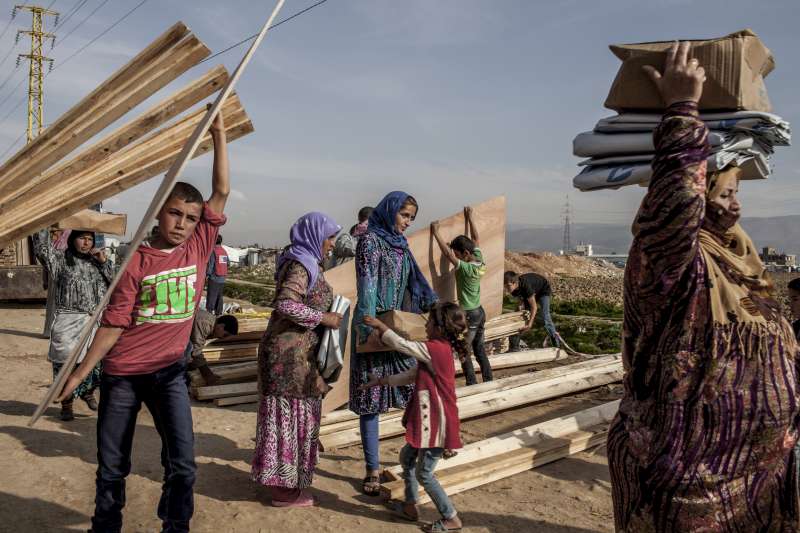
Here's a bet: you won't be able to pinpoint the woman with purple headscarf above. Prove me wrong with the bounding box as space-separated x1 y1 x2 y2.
251 212 343 507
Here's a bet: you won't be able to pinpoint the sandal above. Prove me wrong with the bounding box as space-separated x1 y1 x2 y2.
362 475 381 497
389 501 418 522
424 519 462 532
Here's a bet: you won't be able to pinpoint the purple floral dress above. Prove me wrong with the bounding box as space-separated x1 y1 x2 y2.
251 260 332 489
607 102 800 532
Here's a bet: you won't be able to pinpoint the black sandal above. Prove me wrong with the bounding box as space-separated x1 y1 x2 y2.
362 475 380 496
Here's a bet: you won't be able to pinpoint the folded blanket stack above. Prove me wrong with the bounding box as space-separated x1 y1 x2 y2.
572 111 791 191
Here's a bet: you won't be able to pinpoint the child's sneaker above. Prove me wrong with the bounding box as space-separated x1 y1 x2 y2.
82 392 98 411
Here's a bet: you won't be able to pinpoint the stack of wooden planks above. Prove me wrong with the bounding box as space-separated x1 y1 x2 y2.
0 22 255 250
318 354 621 449
379 401 620 502
189 311 532 405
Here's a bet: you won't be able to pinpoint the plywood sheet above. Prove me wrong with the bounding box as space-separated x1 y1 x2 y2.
321 196 506 413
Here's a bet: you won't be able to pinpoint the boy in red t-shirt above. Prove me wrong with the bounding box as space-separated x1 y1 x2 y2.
58 111 229 533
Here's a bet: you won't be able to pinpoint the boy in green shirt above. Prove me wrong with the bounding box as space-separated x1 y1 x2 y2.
431 206 491 384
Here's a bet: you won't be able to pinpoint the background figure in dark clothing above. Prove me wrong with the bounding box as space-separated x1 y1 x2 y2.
789 278 800 340
206 234 229 315
504 271 560 351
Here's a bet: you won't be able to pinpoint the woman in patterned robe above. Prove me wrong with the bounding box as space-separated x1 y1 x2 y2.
607 42 800 531
251 212 343 507
349 191 438 495
33 228 113 421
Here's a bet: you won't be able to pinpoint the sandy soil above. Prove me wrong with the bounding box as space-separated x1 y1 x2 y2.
0 303 616 533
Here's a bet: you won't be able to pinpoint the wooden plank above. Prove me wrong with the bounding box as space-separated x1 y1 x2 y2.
0 25 209 202
29 1 287 427
0 65 229 211
214 394 259 407
321 357 623 449
195 381 257 401
0 101 254 248
384 400 620 478
322 196 507 414
320 356 618 435
380 428 608 503
0 94 245 232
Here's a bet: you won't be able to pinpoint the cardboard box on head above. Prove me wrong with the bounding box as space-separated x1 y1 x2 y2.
56 210 127 236
605 29 774 112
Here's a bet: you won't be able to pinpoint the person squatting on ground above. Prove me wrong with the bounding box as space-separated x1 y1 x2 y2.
431 206 491 384
184 309 238 385
361 301 467 532
349 191 438 496
503 271 560 350
606 42 800 531
57 110 229 533
33 227 114 421
205 234 229 315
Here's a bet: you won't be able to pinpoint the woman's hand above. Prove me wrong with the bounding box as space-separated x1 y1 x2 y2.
642 41 705 107
90 248 107 263
320 312 343 329
362 315 389 335
359 372 383 390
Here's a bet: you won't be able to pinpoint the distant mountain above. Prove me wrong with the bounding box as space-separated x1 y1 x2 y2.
508 215 800 255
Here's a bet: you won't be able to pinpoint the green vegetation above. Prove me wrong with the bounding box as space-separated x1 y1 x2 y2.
223 283 274 307
504 295 623 354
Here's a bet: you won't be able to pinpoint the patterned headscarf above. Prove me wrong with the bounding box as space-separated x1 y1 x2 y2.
277 212 341 290
368 191 437 312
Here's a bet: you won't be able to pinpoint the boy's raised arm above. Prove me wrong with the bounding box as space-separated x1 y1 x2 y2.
465 206 479 247
431 221 458 267
207 109 229 215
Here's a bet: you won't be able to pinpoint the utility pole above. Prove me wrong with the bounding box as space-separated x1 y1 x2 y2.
561 194 572 255
14 4 57 143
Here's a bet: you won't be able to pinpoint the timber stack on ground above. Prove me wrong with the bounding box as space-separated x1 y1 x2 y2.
189 311 532 406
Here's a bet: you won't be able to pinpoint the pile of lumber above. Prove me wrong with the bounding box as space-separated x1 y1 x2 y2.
380 401 620 502
190 311 535 406
319 354 621 449
0 22 255 250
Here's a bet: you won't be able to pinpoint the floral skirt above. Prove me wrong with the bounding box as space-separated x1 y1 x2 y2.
52 361 101 400
251 395 322 489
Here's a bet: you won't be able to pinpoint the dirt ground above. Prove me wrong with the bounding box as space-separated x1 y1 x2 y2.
0 303 616 533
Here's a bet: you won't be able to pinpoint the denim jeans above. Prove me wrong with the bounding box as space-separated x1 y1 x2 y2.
360 413 380 472
462 306 491 384
205 280 224 315
509 294 559 351
92 360 196 533
400 444 456 520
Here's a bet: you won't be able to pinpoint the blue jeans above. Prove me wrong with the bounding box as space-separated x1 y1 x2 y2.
360 413 380 471
205 279 224 315
92 360 196 533
400 444 457 520
463 306 491 384
509 294 559 350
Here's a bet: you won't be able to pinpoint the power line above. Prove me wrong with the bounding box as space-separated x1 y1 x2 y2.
57 0 89 30
56 0 109 50
0 129 26 160
53 0 148 72
199 0 330 64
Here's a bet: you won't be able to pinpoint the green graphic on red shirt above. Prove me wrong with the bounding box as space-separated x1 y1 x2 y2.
136 265 198 323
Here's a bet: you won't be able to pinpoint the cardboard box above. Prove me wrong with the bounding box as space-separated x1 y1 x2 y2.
604 29 774 112
56 210 127 235
356 310 428 353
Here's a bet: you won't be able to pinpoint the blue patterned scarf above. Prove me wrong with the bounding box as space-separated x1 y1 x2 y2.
368 191 437 312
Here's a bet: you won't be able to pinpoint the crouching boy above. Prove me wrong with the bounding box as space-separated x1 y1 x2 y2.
58 111 229 533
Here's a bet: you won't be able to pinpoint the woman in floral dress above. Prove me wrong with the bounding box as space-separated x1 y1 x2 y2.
607 42 800 531
349 191 438 495
251 212 343 507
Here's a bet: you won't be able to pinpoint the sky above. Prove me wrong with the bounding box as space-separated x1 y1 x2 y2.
0 0 797 247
